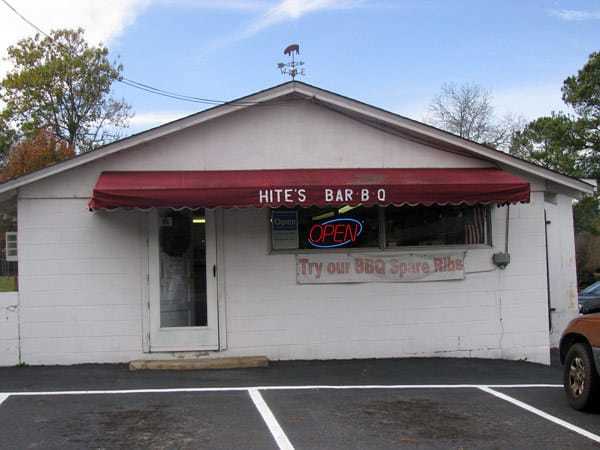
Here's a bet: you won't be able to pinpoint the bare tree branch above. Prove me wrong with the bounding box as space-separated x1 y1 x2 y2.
426 82 524 151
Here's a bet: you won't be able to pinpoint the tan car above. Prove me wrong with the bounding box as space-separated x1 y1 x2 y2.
559 313 600 410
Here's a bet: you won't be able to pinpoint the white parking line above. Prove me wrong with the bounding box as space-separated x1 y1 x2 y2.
479 386 600 444
5 384 595 446
0 383 562 398
248 388 294 450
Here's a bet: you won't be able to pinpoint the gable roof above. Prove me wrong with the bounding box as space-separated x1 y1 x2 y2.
0 80 594 197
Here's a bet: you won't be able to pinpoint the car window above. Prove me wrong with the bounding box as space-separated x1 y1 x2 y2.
582 281 600 295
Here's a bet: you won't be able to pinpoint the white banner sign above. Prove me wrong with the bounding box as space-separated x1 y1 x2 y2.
296 252 465 284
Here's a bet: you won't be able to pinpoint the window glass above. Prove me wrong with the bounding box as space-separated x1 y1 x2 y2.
159 210 208 327
271 204 490 250
298 205 380 249
385 205 488 247
582 281 600 295
271 206 381 249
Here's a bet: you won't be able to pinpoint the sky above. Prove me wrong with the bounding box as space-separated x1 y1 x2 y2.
0 0 599 134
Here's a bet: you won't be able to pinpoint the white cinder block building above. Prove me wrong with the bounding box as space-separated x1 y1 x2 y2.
0 82 593 366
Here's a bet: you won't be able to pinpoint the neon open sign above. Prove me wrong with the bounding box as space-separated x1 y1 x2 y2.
307 218 364 249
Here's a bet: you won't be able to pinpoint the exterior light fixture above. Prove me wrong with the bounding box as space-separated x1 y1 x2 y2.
338 204 361 215
312 211 335 221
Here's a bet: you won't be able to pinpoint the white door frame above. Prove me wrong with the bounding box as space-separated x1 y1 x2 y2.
145 209 220 352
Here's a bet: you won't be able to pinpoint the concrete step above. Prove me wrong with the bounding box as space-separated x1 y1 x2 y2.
129 356 269 371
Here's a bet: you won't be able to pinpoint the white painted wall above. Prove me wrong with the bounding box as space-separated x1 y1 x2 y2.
546 194 579 347
0 292 19 366
218 194 549 364
11 99 565 365
17 199 146 364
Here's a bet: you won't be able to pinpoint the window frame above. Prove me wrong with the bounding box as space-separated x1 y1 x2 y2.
5 232 17 262
268 204 493 254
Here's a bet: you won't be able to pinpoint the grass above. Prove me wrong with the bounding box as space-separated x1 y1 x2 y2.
0 276 17 292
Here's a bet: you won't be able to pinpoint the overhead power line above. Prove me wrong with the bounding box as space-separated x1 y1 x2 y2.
1 0 49 38
0 0 286 107
118 78 273 106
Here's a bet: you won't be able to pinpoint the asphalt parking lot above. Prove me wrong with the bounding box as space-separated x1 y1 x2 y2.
0 357 599 449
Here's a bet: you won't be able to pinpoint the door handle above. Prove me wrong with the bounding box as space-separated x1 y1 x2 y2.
213 264 217 277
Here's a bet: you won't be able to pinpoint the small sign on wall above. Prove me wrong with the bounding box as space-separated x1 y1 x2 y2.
296 252 465 284
271 210 299 250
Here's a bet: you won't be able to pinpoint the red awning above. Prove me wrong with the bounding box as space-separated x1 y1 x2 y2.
88 168 530 210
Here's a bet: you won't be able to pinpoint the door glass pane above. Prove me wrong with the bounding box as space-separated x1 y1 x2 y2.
159 210 208 327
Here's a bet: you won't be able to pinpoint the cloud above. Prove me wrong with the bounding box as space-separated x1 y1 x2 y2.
0 0 151 77
156 0 270 10
549 9 600 21
0 0 367 74
204 0 366 52
249 0 365 34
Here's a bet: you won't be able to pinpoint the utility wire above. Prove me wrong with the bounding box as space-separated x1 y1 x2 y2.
121 78 227 104
118 78 296 107
0 0 288 107
119 79 221 105
119 78 281 106
1 0 49 37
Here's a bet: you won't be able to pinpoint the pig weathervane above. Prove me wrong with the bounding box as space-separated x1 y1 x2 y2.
277 44 305 80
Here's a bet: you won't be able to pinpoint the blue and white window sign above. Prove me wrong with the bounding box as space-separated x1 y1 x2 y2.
271 210 299 250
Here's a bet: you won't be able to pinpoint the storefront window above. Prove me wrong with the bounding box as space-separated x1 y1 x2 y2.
271 204 490 250
385 205 489 247
297 206 380 249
